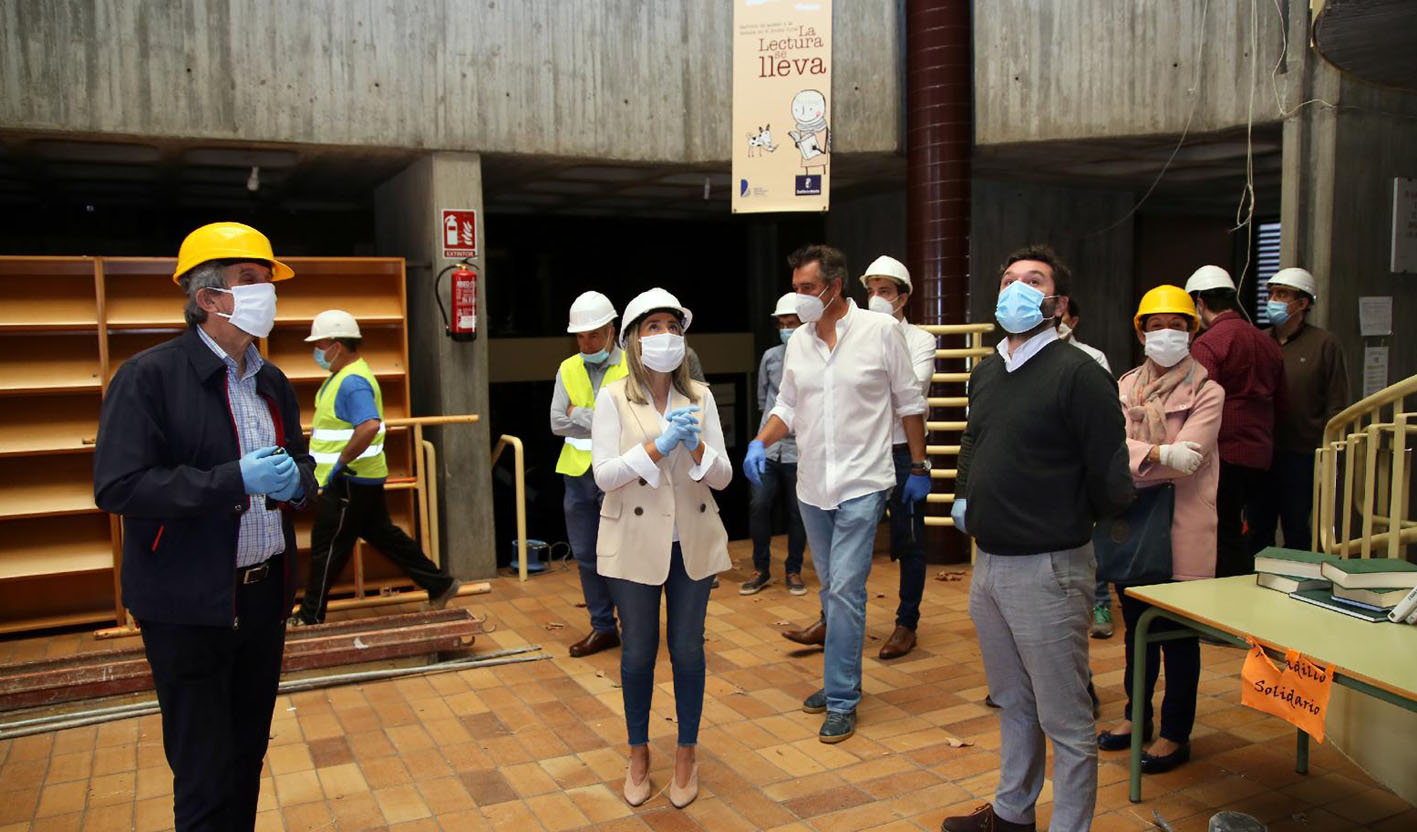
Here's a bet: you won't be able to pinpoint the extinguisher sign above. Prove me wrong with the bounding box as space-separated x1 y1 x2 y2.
440 208 478 259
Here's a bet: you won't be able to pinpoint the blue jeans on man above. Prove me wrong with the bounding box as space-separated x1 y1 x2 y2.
564 472 617 633
749 459 806 576
889 446 926 629
798 489 890 715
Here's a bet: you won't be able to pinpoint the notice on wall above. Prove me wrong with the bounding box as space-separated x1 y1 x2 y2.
1359 296 1393 337
1393 178 1417 273
441 208 478 259
1363 346 1390 397
732 0 832 214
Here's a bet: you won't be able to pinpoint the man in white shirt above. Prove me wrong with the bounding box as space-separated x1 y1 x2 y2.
743 244 930 744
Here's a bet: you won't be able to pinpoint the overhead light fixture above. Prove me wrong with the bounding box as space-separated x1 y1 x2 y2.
246 166 260 192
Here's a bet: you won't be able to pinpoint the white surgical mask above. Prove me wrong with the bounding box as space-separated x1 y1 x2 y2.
1144 328 1191 368
868 295 901 318
213 283 278 338
639 333 686 373
794 285 833 323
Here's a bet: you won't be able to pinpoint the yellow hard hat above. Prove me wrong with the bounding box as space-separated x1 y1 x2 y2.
172 222 294 284
1134 284 1198 332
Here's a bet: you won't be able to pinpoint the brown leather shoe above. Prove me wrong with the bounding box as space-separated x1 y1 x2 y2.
878 625 917 660
941 803 1036 832
782 617 826 646
569 629 620 658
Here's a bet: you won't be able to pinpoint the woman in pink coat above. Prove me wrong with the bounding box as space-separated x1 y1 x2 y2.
1096 285 1224 775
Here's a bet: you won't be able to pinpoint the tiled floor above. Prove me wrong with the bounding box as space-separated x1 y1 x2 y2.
1 536 1413 831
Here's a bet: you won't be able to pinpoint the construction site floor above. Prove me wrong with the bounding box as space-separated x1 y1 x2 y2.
0 536 1413 831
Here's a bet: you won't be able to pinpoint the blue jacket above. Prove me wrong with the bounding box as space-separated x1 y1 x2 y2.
94 327 317 627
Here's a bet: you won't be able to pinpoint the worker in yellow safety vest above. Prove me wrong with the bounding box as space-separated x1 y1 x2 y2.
292 309 460 626
551 291 628 657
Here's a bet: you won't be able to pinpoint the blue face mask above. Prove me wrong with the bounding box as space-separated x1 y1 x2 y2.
995 281 1051 334
779 327 796 345
581 348 610 364
313 346 332 371
1266 299 1292 327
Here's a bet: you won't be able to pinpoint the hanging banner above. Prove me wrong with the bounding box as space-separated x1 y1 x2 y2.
1240 637 1335 743
732 0 832 214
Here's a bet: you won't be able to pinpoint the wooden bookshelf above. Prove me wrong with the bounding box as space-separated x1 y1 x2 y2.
0 255 414 634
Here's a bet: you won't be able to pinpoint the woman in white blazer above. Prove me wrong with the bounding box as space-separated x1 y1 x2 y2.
591 288 732 810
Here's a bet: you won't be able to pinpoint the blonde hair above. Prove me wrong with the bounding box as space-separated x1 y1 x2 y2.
623 325 700 406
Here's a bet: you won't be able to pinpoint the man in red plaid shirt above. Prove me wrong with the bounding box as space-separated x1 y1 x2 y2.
1185 265 1286 577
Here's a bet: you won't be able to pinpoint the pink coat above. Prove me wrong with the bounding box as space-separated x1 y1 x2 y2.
1117 364 1225 581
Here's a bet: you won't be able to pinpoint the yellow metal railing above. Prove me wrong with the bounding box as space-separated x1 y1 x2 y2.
490 434 530 581
1315 374 1417 559
916 322 995 528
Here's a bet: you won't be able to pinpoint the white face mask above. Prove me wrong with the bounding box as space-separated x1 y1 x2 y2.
868 295 901 318
213 283 278 338
794 285 834 323
639 332 686 373
1144 328 1191 368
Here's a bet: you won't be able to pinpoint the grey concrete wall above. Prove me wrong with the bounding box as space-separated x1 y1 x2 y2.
1 0 900 161
825 189 908 300
975 1 1288 145
374 153 496 579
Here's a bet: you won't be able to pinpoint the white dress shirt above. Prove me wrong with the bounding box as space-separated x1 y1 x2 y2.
997 327 1060 373
893 319 938 445
770 300 928 510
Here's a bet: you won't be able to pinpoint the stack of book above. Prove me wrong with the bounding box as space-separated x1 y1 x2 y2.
1253 548 1338 593
1253 548 1417 622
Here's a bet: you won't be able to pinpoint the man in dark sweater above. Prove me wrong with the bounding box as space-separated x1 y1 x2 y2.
942 245 1132 832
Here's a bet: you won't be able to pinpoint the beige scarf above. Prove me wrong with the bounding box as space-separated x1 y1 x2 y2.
1125 357 1207 445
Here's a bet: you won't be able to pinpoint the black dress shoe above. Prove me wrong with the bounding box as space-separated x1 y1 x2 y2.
1097 722 1153 752
1140 742 1190 774
568 629 620 658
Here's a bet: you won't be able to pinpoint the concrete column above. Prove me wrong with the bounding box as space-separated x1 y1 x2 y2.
374 152 496 579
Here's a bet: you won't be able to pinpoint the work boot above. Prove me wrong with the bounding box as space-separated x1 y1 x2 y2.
1090 604 1114 638
569 629 620 658
878 625 917 659
941 803 1037 832
430 578 462 610
782 617 826 646
740 571 770 595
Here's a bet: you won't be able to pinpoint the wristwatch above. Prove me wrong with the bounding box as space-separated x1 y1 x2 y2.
910 459 931 473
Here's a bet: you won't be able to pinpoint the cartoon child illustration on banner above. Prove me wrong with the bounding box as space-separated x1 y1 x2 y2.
788 89 829 196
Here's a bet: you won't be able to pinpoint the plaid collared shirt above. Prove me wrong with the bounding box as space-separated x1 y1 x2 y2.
196 327 285 567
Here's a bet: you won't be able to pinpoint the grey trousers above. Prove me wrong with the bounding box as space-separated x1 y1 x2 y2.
970 546 1097 832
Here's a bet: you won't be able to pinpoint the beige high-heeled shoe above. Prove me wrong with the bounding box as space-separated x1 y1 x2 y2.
668 762 699 809
623 760 651 807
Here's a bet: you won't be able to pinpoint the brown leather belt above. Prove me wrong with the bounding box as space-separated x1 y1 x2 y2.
238 557 278 585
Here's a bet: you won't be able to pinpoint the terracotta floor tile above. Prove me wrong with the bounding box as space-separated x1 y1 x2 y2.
327 791 386 830
360 755 413 789
316 761 369 799
266 743 314 775
43 750 92 784
374 783 432 823
459 767 519 806
0 788 41 825
524 792 592 830
400 746 453 780
35 780 88 818
566 782 635 824
478 799 540 828
307 735 355 768
30 811 85 832
133 795 173 832
282 799 334 832
86 771 136 807
274 769 324 806
415 775 475 814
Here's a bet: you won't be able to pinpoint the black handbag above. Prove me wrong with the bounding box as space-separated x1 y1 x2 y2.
1094 483 1174 584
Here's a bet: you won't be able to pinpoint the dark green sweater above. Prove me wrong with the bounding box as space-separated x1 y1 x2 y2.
957 340 1133 556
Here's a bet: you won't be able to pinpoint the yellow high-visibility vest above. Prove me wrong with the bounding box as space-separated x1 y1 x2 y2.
311 358 387 485
554 352 628 476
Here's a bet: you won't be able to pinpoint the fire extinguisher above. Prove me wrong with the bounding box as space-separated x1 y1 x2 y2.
435 259 478 342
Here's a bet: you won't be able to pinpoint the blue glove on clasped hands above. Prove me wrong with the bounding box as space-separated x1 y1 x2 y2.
666 405 702 451
742 439 767 485
270 461 304 502
240 446 294 495
950 498 968 534
901 472 931 511
654 406 702 455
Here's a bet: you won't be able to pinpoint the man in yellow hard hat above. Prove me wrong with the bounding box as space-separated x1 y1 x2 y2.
94 221 315 830
292 309 460 626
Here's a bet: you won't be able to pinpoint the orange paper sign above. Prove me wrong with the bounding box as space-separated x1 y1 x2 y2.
1240 637 1335 742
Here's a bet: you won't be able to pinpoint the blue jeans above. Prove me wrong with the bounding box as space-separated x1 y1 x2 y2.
1095 580 1111 608
799 489 889 714
889 446 926 628
605 543 713 746
749 459 806 575
564 472 617 633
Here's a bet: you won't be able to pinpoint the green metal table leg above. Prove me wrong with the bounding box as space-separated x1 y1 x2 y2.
1296 728 1309 774
1129 606 1161 803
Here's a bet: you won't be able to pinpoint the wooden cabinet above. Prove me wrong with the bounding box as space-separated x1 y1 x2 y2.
0 255 415 634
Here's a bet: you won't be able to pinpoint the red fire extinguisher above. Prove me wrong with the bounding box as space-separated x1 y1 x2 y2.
435 259 478 341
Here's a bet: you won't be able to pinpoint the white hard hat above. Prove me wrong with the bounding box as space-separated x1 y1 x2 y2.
619 288 693 347
1184 265 1236 294
771 292 798 317
567 291 617 333
1269 267 1318 300
304 309 362 342
859 255 912 292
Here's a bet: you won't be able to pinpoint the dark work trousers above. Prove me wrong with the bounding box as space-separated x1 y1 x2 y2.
1215 461 1269 576
748 458 806 576
298 478 453 624
1247 450 1315 553
889 445 927 629
564 471 618 633
139 555 286 831
1118 584 1200 744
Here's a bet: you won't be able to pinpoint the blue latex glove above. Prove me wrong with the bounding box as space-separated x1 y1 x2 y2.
951 498 968 534
323 460 347 488
270 462 304 502
667 406 701 451
654 416 701 455
239 447 294 495
742 439 767 485
901 472 931 511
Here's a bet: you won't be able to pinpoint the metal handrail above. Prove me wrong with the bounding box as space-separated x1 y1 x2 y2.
1315 375 1416 558
917 323 995 529
490 435 529 581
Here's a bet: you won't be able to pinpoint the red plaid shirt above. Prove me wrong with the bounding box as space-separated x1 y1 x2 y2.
1191 310 1286 469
